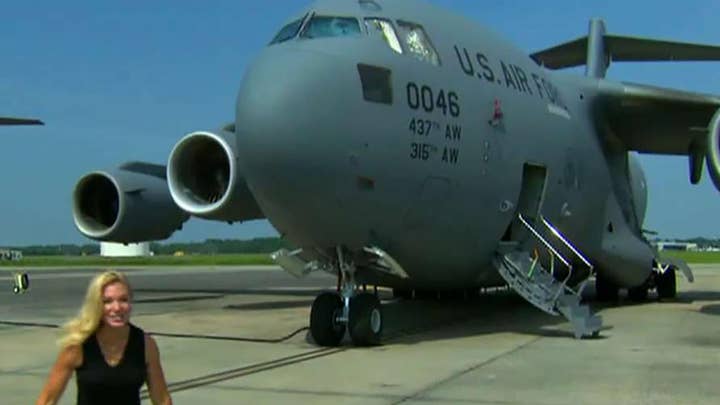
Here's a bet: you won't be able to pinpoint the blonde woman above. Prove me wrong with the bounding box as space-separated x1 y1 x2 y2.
36 271 172 405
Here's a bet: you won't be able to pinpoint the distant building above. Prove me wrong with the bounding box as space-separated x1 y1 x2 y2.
0 249 22 261
654 241 698 251
100 242 152 257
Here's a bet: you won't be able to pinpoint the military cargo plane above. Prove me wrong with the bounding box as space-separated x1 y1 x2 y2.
70 0 720 346
0 117 43 126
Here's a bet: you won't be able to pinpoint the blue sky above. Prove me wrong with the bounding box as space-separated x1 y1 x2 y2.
1 0 719 245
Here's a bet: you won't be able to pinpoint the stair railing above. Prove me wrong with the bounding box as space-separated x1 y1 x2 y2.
517 213 574 299
540 216 595 296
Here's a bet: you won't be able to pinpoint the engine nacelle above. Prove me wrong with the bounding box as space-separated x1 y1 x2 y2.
167 128 264 222
72 163 189 243
707 109 720 192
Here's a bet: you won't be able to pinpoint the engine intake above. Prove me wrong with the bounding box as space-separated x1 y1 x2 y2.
73 164 189 243
167 129 263 222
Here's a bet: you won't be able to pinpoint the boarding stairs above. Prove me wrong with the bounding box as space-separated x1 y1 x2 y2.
494 214 601 338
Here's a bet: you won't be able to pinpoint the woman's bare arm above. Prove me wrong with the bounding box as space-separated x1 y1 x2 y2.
36 345 82 405
145 334 172 405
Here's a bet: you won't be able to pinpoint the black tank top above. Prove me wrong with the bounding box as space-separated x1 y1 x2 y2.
76 323 147 405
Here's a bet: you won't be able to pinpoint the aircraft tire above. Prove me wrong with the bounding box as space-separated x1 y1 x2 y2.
349 293 382 346
656 266 677 299
19 273 29 290
310 292 345 347
595 275 619 302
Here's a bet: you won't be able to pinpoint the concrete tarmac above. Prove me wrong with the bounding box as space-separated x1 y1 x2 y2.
1 265 719 404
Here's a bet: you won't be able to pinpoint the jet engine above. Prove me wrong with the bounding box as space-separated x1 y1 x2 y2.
72 163 189 243
166 128 264 222
707 109 720 192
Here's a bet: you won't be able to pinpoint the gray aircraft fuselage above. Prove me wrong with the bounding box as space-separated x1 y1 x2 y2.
233 0 648 289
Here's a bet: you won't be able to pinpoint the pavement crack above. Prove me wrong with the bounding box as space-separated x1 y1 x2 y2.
390 336 543 405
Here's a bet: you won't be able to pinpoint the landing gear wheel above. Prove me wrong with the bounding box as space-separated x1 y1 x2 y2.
627 285 648 302
310 292 345 347
595 275 619 302
349 293 383 346
656 266 677 299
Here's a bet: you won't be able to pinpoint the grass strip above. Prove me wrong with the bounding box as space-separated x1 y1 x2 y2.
0 253 273 267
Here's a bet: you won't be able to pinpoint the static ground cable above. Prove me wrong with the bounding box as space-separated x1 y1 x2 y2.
0 320 308 343
141 347 345 398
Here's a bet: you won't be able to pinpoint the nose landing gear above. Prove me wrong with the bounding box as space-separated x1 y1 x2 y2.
348 292 383 345
309 247 384 347
12 272 29 294
655 264 676 299
310 292 345 346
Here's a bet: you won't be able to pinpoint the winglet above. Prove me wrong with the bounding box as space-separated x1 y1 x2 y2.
586 18 609 78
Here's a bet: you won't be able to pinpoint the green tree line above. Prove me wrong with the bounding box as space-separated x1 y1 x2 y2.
2 237 291 256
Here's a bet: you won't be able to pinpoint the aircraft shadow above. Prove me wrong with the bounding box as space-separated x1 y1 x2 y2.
224 300 313 311
133 286 719 345
672 290 720 304
584 288 720 311
303 292 612 346
699 304 720 316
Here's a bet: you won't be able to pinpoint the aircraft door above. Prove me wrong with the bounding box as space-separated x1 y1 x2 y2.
505 163 547 243
517 164 547 221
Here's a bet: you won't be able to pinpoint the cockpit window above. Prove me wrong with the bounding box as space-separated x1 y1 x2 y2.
395 21 440 66
300 16 362 39
365 18 403 54
270 16 306 45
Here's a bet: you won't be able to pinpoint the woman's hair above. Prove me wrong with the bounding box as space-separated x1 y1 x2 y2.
58 270 132 349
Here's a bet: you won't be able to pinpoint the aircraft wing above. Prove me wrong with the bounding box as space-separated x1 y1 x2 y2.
596 80 720 187
0 117 44 126
532 35 720 69
597 81 720 154
118 161 167 180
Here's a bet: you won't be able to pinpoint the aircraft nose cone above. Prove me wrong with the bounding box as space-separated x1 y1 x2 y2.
233 47 359 242
236 47 347 163
237 48 336 182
